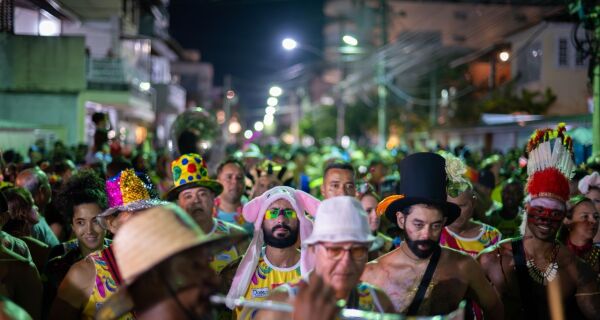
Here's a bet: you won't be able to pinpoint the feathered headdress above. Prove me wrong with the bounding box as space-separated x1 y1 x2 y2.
526 123 574 202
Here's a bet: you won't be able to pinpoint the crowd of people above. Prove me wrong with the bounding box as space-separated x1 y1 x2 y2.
1 121 600 320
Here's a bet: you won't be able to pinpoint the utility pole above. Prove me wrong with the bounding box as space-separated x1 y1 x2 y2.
377 0 388 149
570 1 600 154
223 74 232 143
429 66 438 127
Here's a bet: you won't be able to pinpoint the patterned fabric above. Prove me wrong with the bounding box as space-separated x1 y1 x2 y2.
440 222 502 257
235 248 301 319
208 219 243 273
81 247 135 320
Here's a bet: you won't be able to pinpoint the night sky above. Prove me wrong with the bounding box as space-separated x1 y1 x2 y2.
169 0 325 112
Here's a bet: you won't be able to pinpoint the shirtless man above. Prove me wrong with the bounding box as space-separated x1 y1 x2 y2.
361 152 503 318
477 125 600 319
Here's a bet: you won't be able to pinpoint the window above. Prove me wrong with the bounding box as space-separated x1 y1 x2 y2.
558 38 568 66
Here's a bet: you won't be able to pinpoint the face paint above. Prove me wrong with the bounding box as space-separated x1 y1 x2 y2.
526 206 565 222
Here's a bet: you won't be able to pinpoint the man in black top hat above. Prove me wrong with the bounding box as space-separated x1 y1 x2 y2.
361 152 503 318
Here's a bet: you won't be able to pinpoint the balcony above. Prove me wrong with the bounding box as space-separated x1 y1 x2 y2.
86 57 151 90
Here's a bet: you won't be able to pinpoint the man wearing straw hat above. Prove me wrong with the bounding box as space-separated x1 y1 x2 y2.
96 204 337 320
165 153 248 273
50 169 168 320
226 186 320 318
251 196 395 319
361 152 503 318
478 124 600 319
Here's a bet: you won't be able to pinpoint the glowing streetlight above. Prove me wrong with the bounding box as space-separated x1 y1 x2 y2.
228 121 241 134
267 97 279 107
269 86 283 97
139 82 151 91
244 130 253 139
499 51 510 62
254 121 264 132
282 38 298 51
342 35 358 46
265 106 276 114
39 17 60 36
264 114 274 126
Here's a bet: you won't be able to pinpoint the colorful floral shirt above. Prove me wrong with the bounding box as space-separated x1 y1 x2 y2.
235 249 301 319
82 246 134 320
440 222 502 257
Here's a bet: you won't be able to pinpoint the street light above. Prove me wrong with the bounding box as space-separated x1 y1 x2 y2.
254 121 264 132
269 86 283 97
265 106 276 114
342 35 358 46
282 38 298 51
267 97 279 107
264 114 274 126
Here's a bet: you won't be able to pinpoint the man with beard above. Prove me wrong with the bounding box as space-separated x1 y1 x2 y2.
361 153 503 318
165 153 248 273
216 159 253 232
226 186 320 318
478 125 600 319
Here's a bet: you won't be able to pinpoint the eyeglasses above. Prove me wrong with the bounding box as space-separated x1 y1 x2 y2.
318 244 369 261
265 208 297 220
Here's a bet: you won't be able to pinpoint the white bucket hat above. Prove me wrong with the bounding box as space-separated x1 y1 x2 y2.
304 196 375 246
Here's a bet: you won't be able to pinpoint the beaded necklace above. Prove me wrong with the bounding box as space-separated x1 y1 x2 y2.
525 243 560 285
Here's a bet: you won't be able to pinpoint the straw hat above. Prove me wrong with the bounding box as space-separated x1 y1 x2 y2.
97 169 168 228
304 196 375 246
165 153 223 201
96 204 247 319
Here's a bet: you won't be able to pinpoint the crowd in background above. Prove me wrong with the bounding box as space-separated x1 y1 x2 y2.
1 117 600 320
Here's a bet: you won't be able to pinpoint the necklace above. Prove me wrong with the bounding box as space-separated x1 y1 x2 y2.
525 243 559 285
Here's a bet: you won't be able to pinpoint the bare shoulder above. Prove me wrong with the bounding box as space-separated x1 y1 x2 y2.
65 257 95 284
57 256 96 303
477 239 513 263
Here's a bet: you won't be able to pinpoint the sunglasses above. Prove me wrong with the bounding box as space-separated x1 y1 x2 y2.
265 208 297 220
318 244 369 261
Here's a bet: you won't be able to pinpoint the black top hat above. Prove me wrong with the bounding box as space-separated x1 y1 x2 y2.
384 152 460 226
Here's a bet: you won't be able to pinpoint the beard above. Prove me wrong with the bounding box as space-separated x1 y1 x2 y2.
263 224 299 249
405 237 439 259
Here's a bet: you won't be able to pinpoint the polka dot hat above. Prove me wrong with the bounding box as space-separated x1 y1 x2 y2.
165 153 224 201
